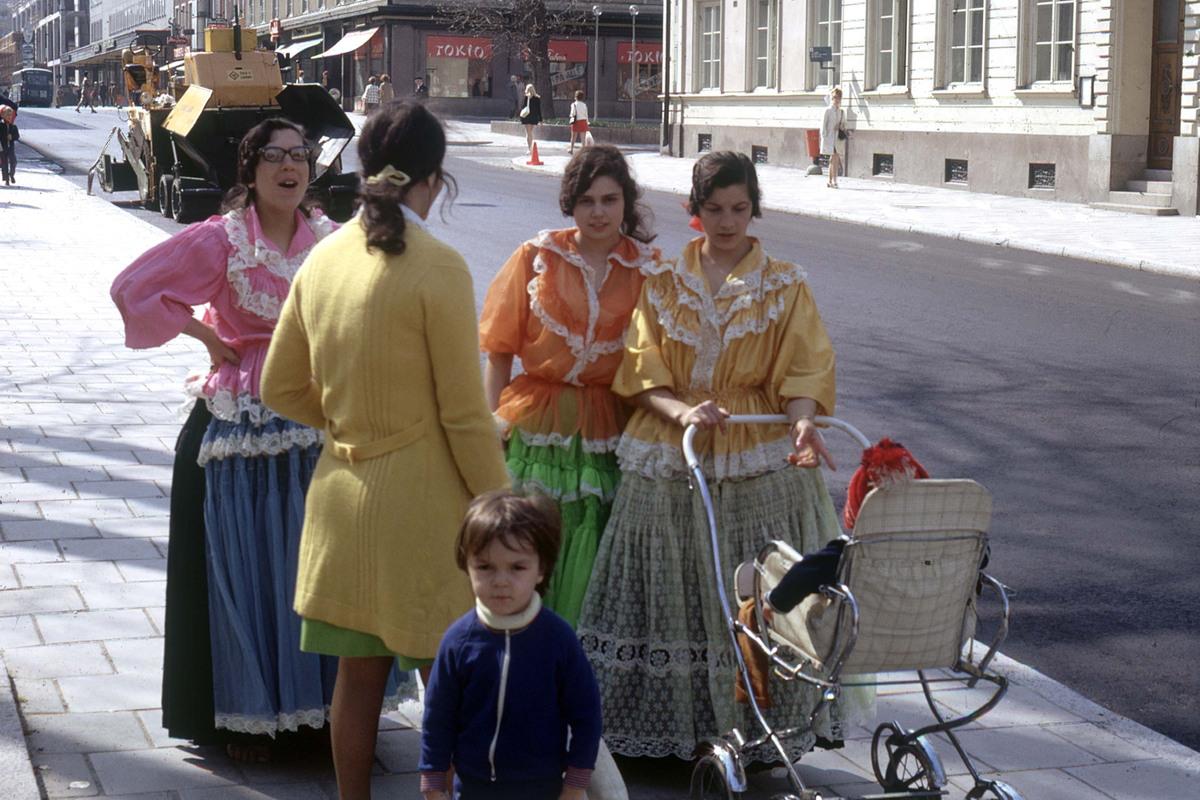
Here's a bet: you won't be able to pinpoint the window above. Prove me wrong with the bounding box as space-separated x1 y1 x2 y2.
810 0 842 88
1029 162 1056 188
752 0 779 89
619 42 663 100
698 2 721 90
1030 0 1075 83
752 145 768 164
870 0 908 88
945 158 969 183
873 153 895 176
427 36 493 98
948 0 986 85
698 133 713 152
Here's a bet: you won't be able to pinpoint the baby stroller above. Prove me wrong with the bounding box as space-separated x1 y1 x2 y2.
684 415 1023 800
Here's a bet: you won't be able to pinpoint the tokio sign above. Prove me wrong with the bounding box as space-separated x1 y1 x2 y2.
617 42 662 65
426 36 493 60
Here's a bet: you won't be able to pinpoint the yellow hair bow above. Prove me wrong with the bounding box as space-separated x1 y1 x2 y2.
365 164 412 188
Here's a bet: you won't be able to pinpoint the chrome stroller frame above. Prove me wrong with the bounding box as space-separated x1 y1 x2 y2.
683 415 1024 800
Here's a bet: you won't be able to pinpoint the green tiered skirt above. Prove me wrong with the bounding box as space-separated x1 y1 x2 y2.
504 431 620 628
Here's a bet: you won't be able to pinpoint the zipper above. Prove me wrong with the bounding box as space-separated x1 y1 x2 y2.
488 629 512 782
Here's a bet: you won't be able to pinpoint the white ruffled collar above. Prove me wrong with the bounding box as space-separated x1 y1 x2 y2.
222 206 335 321
475 592 542 632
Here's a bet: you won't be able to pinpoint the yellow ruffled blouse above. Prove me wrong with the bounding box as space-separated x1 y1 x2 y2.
613 237 836 480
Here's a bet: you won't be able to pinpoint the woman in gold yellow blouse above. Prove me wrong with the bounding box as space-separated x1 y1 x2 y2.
577 151 856 762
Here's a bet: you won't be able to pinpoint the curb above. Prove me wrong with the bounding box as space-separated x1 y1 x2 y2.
0 657 41 800
987 649 1200 771
505 157 1197 282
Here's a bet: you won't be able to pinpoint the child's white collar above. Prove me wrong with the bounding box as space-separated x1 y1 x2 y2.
475 593 542 632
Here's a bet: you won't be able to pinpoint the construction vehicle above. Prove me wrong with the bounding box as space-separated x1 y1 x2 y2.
91 19 357 224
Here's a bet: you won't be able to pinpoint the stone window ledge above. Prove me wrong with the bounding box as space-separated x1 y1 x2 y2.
861 85 912 98
1014 86 1078 100
932 86 988 99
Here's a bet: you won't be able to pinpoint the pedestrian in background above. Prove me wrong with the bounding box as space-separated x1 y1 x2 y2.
507 74 522 118
568 90 590 154
413 76 429 100
480 144 657 627
821 86 845 188
379 73 395 105
577 150 870 763
419 491 602 800
321 70 330 90
261 101 508 800
111 118 364 763
362 75 381 114
520 83 542 155
76 75 96 113
0 106 18 186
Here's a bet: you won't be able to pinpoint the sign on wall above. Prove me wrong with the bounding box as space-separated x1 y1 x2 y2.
427 36 494 61
617 42 662 65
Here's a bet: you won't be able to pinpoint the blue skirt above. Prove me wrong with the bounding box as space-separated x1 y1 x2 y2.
200 410 335 735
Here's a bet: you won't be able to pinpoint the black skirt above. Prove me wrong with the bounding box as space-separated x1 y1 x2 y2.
161 400 227 743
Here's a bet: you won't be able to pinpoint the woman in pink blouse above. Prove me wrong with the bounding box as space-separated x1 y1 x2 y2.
111 119 398 760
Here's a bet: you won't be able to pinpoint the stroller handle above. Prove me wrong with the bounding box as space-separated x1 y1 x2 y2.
682 414 871 470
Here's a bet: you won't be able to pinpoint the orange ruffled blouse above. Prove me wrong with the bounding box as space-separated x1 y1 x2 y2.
479 229 659 452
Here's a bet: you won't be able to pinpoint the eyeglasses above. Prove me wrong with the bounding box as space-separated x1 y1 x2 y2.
259 145 313 164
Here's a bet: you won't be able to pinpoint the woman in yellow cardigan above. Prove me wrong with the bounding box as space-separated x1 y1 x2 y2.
261 102 508 800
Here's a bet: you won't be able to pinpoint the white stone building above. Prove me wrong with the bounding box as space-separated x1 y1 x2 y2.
663 1 1200 215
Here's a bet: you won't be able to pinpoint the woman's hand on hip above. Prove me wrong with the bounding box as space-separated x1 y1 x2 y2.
183 319 240 370
789 417 836 470
676 400 730 431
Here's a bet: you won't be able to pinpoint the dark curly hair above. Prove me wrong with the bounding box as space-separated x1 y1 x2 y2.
455 489 561 595
357 101 456 255
221 118 317 215
687 150 762 218
558 145 655 243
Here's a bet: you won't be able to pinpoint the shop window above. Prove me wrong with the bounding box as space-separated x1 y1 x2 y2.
427 35 494 98
1029 162 1056 189
618 41 662 101
873 153 895 176
945 158 969 184
529 40 588 101
353 29 385 99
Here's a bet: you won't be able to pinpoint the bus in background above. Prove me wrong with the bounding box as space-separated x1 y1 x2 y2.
11 68 53 106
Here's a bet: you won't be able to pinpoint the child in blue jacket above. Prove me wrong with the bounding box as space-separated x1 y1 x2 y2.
420 490 602 800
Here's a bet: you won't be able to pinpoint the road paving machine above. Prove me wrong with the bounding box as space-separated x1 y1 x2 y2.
90 17 357 224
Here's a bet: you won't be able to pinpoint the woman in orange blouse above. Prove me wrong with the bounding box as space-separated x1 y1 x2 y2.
479 145 658 627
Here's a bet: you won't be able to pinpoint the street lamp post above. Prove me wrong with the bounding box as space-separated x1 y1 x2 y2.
629 5 638 125
592 5 602 122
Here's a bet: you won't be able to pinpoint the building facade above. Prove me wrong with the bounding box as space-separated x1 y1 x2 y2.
13 0 90 85
665 1 1200 214
252 1 662 117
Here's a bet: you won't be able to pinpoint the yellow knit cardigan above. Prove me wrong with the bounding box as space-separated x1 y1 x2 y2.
262 218 509 658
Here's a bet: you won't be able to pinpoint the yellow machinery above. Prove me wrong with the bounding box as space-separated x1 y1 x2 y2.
94 18 356 223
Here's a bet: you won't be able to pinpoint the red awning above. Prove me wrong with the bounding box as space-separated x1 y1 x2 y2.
523 39 589 63
312 27 378 59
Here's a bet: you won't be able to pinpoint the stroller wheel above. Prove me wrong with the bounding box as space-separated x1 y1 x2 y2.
691 753 741 799
870 721 906 786
884 741 947 793
967 780 1024 800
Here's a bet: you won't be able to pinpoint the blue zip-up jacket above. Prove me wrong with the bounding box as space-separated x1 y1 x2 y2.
419 606 602 788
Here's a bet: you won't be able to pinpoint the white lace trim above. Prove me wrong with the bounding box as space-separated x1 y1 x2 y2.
216 707 329 736
223 209 335 322
197 426 324 466
615 434 794 481
513 476 614 504
643 254 808 390
515 428 622 454
205 388 283 425
525 231 656 387
214 690 402 737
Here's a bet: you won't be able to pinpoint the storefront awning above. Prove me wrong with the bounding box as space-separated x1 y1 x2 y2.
311 27 378 59
277 38 323 59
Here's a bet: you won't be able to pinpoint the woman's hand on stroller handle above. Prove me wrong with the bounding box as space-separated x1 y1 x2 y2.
789 418 836 471
676 399 731 431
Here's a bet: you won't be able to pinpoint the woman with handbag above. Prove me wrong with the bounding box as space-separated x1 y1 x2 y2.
520 83 543 155
820 86 845 189
568 90 589 154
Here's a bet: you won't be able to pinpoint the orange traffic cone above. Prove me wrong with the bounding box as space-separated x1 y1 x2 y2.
527 142 544 167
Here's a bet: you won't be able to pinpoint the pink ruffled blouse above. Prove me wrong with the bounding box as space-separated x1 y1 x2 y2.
111 206 336 420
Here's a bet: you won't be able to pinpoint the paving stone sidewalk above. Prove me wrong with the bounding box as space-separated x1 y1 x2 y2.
1 149 1198 800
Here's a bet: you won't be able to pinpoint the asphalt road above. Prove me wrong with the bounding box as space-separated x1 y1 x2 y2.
17 108 1200 757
